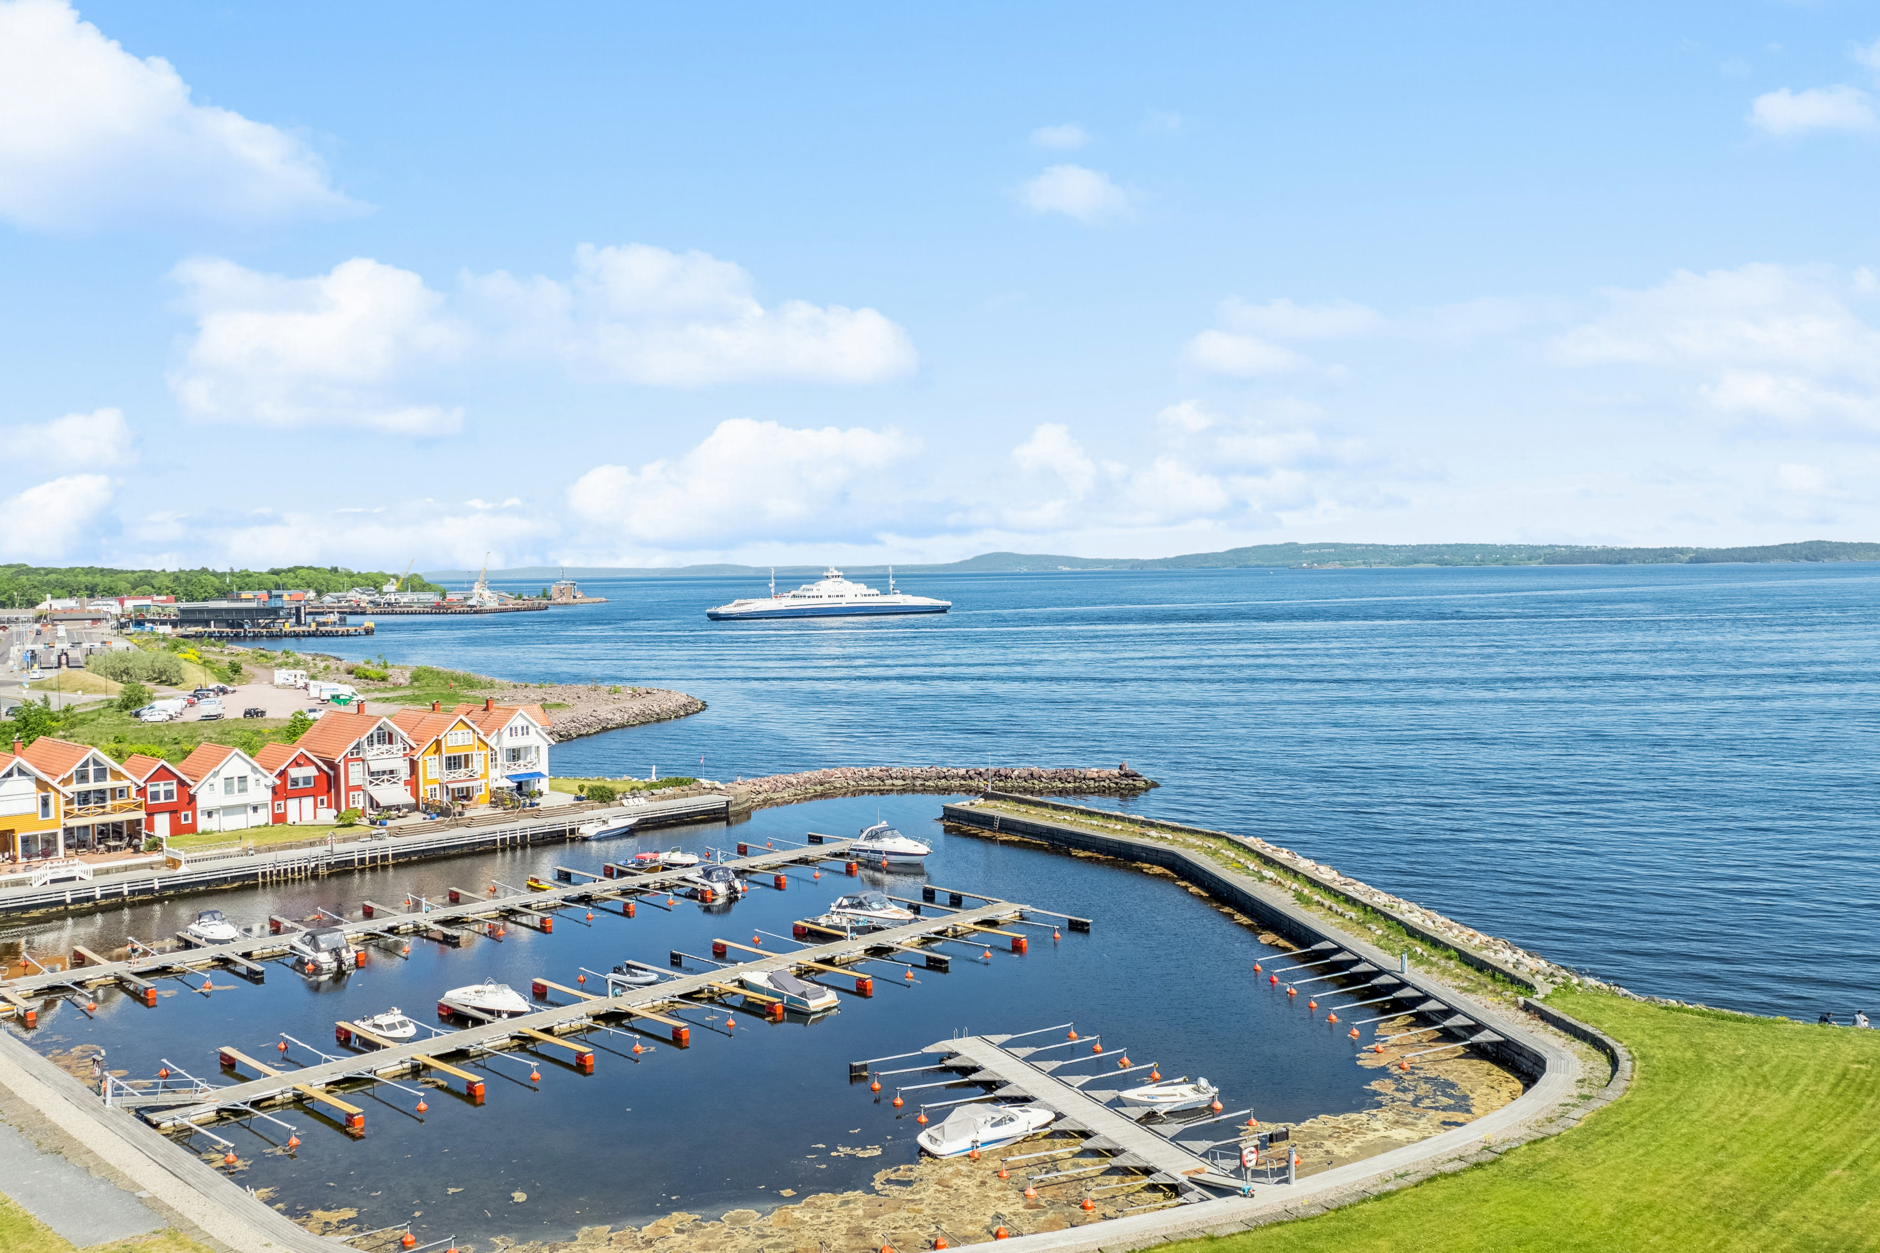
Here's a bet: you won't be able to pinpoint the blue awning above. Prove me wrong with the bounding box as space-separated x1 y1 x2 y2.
505 771 547 781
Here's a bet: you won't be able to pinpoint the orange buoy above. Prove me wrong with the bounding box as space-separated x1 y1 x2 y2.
892 1095 904 1107
1328 1012 1338 1023
1374 1044 1384 1053
982 949 992 961
1269 974 1278 985
287 1135 300 1149
305 962 315 974
1024 1184 1037 1200
936 1236 948 1249
577 974 586 984
1118 1056 1130 1069
968 1147 980 1160
813 870 822 879
1067 1030 1078 1041
994 1226 1009 1240
417 1100 428 1113
1254 962 1262 972
586 912 594 921
632 1041 644 1055
1400 1060 1410 1070
278 1040 288 1052
1211 1099 1223 1112
916 1111 928 1124
1150 1069 1160 1082
401 1234 416 1249
904 969 914 981
1092 1042 1103 1054
488 885 497 895
1245 1116 1258 1127
871 1077 882 1091
158 1067 169 1079
1308 999 1318 1010
1286 987 1297 998
1081 1197 1095 1211
666 897 675 907
997 1164 1009 1179
223 1151 237 1166
1350 1027 1360 1039
401 944 411 955
530 1069 541 1082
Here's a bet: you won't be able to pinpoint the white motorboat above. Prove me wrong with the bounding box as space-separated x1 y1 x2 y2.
739 968 839 1014
707 568 951 621
357 1008 418 1041
286 926 357 974
682 862 748 900
183 909 241 945
438 979 531 1020
629 849 665 869
827 890 916 929
915 1103 1056 1158
661 848 700 869
578 816 637 840
1116 1075 1219 1114
609 962 662 988
851 821 931 866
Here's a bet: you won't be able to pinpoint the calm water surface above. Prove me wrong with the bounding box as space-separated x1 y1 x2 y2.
313 564 1880 1017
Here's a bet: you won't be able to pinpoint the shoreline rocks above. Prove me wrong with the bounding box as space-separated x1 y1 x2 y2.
725 764 1155 813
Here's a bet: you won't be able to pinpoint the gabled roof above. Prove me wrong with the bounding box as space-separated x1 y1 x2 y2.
177 742 239 785
293 710 409 761
388 707 485 751
255 742 324 774
17 736 105 781
464 703 552 737
0 752 60 789
119 753 181 783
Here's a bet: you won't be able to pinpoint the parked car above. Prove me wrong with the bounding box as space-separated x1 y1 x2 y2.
305 708 327 721
242 706 267 718
190 687 217 700
196 699 223 720
138 710 171 723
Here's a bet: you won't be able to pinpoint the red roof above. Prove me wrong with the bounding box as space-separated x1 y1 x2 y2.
254 742 322 774
389 707 481 750
119 753 175 782
293 708 404 762
17 736 97 780
176 742 239 784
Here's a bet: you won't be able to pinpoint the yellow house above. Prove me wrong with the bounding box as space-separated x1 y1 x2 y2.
17 736 145 855
390 706 493 808
0 741 64 861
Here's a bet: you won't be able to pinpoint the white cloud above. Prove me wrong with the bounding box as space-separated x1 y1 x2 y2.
1748 85 1876 136
1774 462 1831 495
169 243 913 432
1012 423 1098 494
1155 400 1217 433
1221 297 1384 341
126 496 553 571
0 0 358 231
1183 330 1310 377
1851 38 1880 74
169 256 467 434
567 418 917 546
1030 123 1090 150
0 474 113 558
5 407 134 468
1553 263 1880 430
1020 165 1130 222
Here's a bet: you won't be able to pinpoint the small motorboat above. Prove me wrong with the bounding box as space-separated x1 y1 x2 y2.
851 820 931 866
629 849 666 869
438 980 532 1020
183 909 241 945
578 817 637 840
827 890 915 928
525 876 554 892
661 848 700 869
915 1103 1056 1158
1116 1075 1220 1114
287 926 357 974
739 968 838 1014
610 962 662 988
357 1008 418 1041
682 862 748 901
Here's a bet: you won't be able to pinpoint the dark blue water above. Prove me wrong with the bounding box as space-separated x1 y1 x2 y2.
17 795 1384 1245
318 564 1880 1018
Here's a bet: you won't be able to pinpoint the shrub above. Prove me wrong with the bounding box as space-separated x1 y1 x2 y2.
226 659 243 679
335 807 362 827
352 665 389 681
90 650 185 687
409 665 492 690
116 680 151 713
283 711 313 742
584 782 617 804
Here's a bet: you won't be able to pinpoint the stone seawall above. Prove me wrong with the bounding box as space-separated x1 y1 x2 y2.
529 686 705 740
722 764 1154 813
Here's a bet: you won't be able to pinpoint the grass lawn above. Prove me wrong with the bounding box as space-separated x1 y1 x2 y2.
0 1194 212 1253
548 775 698 795
48 707 304 766
1180 989 1880 1252
165 821 343 851
26 671 120 697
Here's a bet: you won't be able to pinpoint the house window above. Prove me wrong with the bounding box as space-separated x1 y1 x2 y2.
288 770 315 790
443 753 471 773
39 794 52 819
180 810 193 825
150 781 175 803
349 791 363 808
347 762 365 785
366 728 395 748
237 775 249 795
422 757 434 781
223 777 236 796
508 724 527 738
114 786 128 801
446 728 473 747
273 801 283 813
75 788 108 807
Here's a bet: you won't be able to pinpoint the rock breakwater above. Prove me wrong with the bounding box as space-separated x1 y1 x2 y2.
726 764 1154 812
500 684 704 741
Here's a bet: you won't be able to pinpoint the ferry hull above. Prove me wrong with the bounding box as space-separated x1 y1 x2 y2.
706 602 950 621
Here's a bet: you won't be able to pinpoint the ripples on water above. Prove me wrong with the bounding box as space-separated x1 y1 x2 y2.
314 564 1880 1016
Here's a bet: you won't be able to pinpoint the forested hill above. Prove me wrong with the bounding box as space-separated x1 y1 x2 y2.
0 565 446 605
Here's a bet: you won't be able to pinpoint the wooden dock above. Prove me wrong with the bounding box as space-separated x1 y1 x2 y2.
0 841 856 1004
921 1033 1255 1199
147 899 1024 1131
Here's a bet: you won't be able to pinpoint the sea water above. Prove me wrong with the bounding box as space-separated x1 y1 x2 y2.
320 563 1880 1017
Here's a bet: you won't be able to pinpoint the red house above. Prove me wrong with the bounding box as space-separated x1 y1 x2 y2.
255 743 336 825
121 753 195 841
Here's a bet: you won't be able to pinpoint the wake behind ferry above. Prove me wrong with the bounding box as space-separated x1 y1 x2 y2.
706 568 950 621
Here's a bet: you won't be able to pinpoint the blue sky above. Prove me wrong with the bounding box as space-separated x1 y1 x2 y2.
3 1 1880 569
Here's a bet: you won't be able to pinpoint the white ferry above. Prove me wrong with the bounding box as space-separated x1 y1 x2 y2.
706 568 950 621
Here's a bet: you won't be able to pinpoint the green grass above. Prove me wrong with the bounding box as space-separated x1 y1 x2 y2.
0 1193 213 1253
53 707 306 765
166 821 342 851
1177 989 1880 1252
549 775 698 794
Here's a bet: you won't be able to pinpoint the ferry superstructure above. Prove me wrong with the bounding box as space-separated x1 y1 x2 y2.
705 568 951 621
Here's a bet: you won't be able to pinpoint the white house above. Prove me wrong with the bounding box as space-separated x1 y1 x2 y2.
177 743 273 832
466 699 554 800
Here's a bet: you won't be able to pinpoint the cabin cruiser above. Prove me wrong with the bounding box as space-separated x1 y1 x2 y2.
661 848 700 869
578 816 637 840
1116 1075 1219 1114
357 1008 419 1041
287 926 356 974
438 980 532 1020
739 968 839 1014
609 962 662 988
706 568 951 621
681 861 748 900
851 821 931 867
183 909 241 945
827 891 916 929
915 1103 1056 1158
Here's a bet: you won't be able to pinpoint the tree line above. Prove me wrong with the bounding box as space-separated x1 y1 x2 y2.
0 564 446 605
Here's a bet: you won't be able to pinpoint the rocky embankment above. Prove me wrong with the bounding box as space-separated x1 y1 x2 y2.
725 764 1154 812
495 684 704 741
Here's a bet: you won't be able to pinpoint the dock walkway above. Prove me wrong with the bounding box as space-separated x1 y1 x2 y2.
151 899 1023 1130
0 841 852 1001
934 1034 1246 1199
